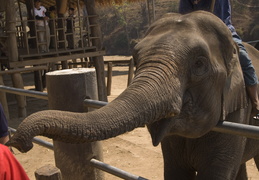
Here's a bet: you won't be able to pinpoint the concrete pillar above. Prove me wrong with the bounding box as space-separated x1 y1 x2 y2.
46 68 104 180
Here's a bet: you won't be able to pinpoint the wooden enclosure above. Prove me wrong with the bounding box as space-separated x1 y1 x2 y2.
0 0 107 116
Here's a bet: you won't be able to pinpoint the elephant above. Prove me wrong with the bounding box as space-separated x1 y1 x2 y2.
6 11 259 179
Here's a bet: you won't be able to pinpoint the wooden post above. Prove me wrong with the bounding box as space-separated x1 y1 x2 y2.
6 0 26 117
127 58 134 86
46 68 104 180
56 0 67 48
107 62 112 96
0 0 6 11
34 70 44 91
85 0 107 102
35 164 62 180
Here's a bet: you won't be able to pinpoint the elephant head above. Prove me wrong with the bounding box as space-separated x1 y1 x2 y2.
7 11 247 152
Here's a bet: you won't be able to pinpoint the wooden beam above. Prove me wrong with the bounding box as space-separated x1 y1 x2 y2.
0 66 48 75
9 51 106 68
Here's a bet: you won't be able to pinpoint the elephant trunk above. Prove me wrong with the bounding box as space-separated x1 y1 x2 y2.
7 68 182 152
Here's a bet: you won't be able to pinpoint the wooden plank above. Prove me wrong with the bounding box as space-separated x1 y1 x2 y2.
103 56 132 63
0 66 48 75
19 46 97 59
104 59 131 63
9 51 106 68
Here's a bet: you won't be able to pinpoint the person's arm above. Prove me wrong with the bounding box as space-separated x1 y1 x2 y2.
0 136 9 144
0 103 8 144
179 0 194 14
0 144 30 180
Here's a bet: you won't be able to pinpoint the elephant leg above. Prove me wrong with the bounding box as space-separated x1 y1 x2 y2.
161 137 196 180
235 163 248 180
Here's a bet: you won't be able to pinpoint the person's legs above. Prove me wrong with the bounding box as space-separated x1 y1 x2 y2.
37 26 46 52
37 27 42 52
233 34 259 119
66 29 74 49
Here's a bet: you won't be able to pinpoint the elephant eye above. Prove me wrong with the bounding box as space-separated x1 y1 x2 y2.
191 56 209 76
195 60 203 68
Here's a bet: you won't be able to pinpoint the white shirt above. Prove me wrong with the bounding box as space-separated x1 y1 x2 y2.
32 6 48 26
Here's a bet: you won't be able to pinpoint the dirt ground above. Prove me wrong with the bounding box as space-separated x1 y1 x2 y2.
4 56 259 179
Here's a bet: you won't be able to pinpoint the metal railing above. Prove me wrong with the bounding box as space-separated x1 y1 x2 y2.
247 40 259 44
3 85 259 180
9 127 147 180
2 86 148 180
3 85 259 140
0 85 48 100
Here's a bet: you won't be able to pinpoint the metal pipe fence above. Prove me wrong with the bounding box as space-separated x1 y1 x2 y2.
2 86 148 179
212 121 259 140
2 85 259 140
247 40 259 44
0 85 48 100
90 159 148 180
9 126 148 180
3 85 259 179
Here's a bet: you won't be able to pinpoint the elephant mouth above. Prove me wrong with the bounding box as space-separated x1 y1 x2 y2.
6 139 33 153
148 117 175 146
148 91 193 146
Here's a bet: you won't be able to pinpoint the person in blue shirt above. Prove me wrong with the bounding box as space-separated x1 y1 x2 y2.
179 0 259 120
0 103 8 144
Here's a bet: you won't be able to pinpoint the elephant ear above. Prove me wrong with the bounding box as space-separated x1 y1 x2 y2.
221 44 248 120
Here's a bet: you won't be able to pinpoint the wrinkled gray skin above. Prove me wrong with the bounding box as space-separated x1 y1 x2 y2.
7 11 259 179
